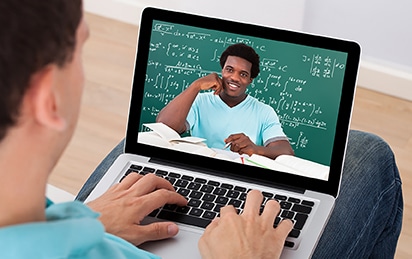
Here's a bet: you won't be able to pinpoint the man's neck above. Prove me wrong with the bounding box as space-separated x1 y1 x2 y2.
0 128 52 227
219 92 248 108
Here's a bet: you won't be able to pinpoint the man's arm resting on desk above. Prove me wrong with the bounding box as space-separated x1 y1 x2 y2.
225 133 294 159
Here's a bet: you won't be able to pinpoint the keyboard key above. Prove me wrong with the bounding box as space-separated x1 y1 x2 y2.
182 175 194 181
165 177 176 185
274 194 287 201
221 183 233 189
262 191 273 198
157 210 211 228
294 213 308 230
216 196 229 205
281 210 295 219
189 191 203 199
203 211 217 220
227 190 240 199
130 164 143 170
202 194 216 202
274 217 281 227
188 199 201 207
213 188 227 196
289 229 301 238
208 180 220 186
194 178 207 184
284 241 295 248
142 167 156 173
228 199 242 208
213 204 223 213
200 185 214 193
288 197 301 203
168 172 181 178
175 206 190 214
189 208 204 217
302 200 315 207
201 202 215 210
175 179 189 188
280 201 292 210
155 170 168 176
234 186 247 192
177 188 190 197
292 204 312 214
188 182 201 190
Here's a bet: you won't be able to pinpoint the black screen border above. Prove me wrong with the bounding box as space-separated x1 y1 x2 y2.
125 7 361 197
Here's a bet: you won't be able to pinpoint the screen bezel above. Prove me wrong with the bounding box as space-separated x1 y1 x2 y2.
125 7 360 198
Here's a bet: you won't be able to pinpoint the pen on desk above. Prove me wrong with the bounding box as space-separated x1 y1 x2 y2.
223 142 231 149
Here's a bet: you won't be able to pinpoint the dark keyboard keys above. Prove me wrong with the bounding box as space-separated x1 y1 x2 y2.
294 213 308 230
168 172 181 178
157 210 211 228
188 182 201 190
292 204 312 214
203 211 217 219
126 163 315 247
302 200 315 207
201 202 215 210
200 185 214 193
182 175 194 181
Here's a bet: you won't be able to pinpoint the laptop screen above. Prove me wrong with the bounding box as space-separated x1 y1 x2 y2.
126 7 360 197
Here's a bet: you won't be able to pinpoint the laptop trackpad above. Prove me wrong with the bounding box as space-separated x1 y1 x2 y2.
139 225 203 259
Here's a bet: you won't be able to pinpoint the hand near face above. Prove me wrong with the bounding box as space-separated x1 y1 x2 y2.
194 73 223 95
225 133 258 156
199 190 293 259
87 173 187 245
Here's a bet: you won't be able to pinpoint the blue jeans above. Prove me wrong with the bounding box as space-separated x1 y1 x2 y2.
76 130 403 258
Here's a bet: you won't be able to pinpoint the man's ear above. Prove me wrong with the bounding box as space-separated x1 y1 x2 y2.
26 65 67 131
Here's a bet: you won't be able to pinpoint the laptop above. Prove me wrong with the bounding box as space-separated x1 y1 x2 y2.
85 7 360 258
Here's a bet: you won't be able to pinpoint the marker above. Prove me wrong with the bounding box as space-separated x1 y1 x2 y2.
223 142 232 149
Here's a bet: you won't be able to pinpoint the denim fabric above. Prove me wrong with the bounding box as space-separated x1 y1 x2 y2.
312 130 403 258
76 130 403 257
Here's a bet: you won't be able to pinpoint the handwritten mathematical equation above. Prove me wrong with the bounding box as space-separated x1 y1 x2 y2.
302 54 345 79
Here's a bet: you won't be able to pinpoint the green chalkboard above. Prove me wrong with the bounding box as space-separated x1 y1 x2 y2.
139 20 348 166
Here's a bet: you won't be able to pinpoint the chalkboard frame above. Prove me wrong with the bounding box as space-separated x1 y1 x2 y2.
125 7 360 197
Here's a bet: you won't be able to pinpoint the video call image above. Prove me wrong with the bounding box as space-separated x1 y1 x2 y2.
137 20 349 181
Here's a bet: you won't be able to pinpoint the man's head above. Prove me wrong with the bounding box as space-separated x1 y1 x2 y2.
0 0 84 142
218 44 260 103
219 43 260 79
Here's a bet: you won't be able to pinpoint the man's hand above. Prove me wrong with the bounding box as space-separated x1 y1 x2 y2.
87 173 187 246
199 190 293 259
225 134 295 159
225 133 258 156
194 73 223 95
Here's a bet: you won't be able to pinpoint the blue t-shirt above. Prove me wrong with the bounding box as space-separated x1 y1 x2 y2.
187 92 287 149
0 199 160 259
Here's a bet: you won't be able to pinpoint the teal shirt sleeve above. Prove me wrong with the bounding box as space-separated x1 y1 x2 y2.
0 200 161 259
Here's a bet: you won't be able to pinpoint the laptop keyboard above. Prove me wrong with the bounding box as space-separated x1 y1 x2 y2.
120 164 315 248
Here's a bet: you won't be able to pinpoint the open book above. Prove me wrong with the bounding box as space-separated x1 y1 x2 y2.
140 123 329 180
143 123 205 144
245 154 329 180
140 123 215 156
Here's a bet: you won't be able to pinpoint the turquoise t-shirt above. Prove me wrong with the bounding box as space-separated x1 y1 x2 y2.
0 199 160 259
187 92 287 149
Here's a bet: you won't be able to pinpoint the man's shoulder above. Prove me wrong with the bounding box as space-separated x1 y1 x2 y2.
195 91 218 104
0 204 104 258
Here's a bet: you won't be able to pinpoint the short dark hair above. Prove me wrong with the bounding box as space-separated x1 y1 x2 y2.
219 43 260 78
0 0 83 141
